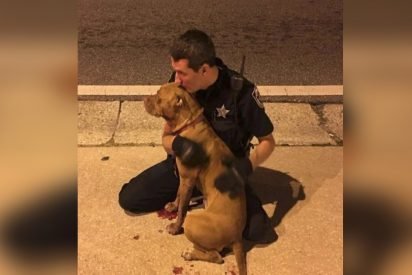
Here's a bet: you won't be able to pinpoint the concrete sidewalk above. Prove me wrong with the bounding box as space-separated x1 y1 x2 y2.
78 88 343 274
78 146 343 274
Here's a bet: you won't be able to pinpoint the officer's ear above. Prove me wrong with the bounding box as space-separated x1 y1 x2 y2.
200 64 208 75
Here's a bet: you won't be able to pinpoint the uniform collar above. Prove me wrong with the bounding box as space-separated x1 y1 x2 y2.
199 66 226 96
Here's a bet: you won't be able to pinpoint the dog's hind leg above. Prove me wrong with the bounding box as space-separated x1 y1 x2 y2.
232 240 247 275
181 245 223 264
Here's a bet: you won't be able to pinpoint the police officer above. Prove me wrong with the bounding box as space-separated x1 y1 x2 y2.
119 29 277 243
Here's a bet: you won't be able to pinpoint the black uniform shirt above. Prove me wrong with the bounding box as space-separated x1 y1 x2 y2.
171 58 274 157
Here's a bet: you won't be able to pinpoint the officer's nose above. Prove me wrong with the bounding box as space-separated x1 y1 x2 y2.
174 76 182 85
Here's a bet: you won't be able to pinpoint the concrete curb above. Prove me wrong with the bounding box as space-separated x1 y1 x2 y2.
78 101 343 147
78 85 343 103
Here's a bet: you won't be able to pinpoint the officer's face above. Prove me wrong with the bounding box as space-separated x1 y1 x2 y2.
171 58 205 93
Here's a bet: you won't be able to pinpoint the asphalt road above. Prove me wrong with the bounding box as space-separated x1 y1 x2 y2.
79 0 342 85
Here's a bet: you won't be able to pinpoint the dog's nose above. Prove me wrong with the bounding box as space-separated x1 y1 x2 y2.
143 96 152 108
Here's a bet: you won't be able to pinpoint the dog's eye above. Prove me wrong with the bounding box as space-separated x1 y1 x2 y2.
176 97 183 106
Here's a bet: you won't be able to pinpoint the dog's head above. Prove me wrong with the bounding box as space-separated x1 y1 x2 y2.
144 83 203 128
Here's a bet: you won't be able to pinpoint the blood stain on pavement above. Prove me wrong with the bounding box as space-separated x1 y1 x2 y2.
157 209 177 220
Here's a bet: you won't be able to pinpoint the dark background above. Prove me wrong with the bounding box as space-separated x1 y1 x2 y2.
78 0 342 85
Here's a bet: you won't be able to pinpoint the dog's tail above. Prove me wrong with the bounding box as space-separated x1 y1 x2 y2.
232 240 247 275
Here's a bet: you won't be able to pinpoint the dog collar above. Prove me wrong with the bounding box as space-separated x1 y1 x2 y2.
172 110 205 135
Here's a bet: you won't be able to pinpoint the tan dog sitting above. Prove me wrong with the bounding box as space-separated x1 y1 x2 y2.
144 82 247 275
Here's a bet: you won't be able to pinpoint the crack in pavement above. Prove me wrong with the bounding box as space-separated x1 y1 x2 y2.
310 104 343 146
104 100 123 146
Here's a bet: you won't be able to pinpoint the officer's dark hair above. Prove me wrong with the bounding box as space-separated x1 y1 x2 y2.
169 29 216 71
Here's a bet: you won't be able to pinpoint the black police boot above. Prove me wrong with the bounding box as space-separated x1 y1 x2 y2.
243 209 278 244
243 185 278 244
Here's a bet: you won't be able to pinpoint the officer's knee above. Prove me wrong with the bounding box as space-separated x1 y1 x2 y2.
119 182 161 214
118 184 143 213
118 192 131 211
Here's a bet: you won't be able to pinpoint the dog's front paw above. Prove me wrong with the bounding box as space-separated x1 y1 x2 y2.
164 202 178 212
181 248 194 261
166 222 183 235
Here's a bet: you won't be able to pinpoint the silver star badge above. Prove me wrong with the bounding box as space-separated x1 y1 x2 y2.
216 104 230 118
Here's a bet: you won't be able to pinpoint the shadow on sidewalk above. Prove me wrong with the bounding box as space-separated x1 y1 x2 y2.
250 167 306 228
239 167 306 252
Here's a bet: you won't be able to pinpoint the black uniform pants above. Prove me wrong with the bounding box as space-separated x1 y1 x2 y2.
118 155 271 241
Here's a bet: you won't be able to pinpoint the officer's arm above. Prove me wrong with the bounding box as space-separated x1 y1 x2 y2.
162 123 175 154
249 133 275 170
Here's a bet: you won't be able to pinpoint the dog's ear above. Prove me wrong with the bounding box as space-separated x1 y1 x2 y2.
176 96 183 107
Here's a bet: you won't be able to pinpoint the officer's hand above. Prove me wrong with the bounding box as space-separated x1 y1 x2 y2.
172 135 209 167
215 157 253 197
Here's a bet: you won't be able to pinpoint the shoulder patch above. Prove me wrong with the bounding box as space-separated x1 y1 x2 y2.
252 86 264 109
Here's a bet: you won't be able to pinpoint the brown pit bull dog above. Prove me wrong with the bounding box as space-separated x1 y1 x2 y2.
144 82 247 275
